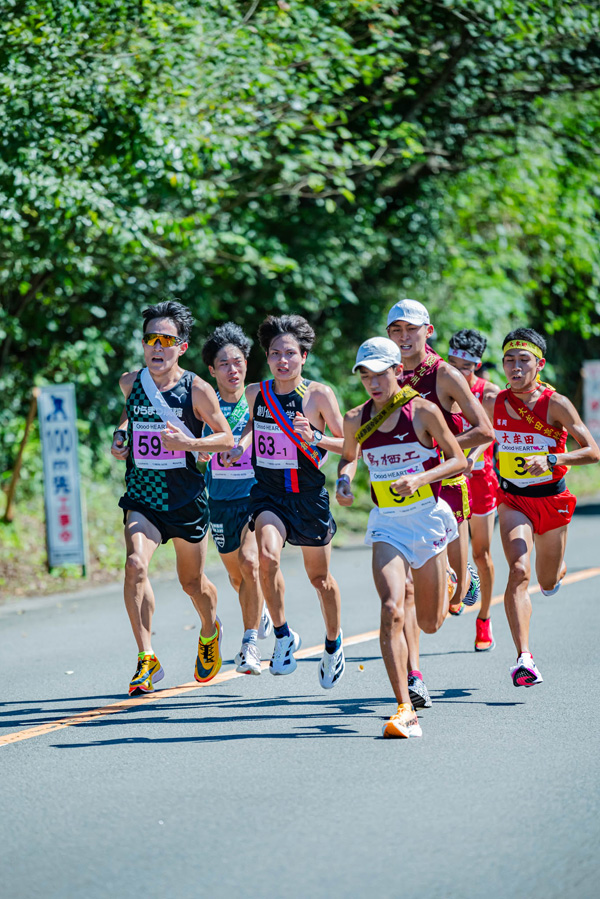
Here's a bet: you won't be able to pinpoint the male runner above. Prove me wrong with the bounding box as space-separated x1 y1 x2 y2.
111 300 233 695
336 337 466 738
201 323 272 675
386 299 494 706
448 329 500 652
480 328 599 686
223 314 346 688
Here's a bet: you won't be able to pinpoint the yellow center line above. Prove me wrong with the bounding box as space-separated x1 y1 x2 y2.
2 566 598 748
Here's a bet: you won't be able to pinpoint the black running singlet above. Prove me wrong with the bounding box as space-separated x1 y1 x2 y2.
124 370 205 511
252 380 327 494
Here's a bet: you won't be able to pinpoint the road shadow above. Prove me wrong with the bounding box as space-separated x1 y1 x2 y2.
430 687 524 706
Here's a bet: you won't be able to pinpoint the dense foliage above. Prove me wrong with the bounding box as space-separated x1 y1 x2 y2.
2 0 600 482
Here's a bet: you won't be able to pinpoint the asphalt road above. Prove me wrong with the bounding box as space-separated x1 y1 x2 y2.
1 505 599 899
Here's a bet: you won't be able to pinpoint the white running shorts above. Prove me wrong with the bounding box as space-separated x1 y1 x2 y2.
365 498 458 569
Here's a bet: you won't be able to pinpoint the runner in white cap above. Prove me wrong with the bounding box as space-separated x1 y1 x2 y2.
337 337 465 737
385 299 494 705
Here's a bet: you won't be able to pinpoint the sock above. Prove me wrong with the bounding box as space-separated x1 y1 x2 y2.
199 628 217 645
243 628 258 645
325 634 342 654
397 702 413 712
274 622 290 639
139 650 154 659
409 669 423 681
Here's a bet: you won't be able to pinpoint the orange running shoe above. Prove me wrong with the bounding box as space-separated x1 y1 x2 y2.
128 654 164 696
194 617 223 683
475 617 496 651
382 703 423 739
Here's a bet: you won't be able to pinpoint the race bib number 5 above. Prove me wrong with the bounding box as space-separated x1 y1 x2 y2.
371 467 435 515
254 421 298 470
132 422 186 470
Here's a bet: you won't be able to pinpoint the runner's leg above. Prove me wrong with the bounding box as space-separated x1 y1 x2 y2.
470 513 495 620
173 534 217 638
411 548 449 634
301 542 341 641
498 504 534 655
219 524 262 631
255 511 287 626
403 574 421 671
533 525 568 593
123 511 161 652
448 519 470 610
372 542 411 705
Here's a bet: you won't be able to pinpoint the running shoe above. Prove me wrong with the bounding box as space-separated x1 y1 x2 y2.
447 564 458 603
194 617 223 683
510 653 543 687
448 600 465 616
235 641 262 675
269 629 301 676
128 654 164 696
408 674 432 708
463 563 481 606
318 633 345 689
258 603 273 640
382 703 423 739
475 617 495 652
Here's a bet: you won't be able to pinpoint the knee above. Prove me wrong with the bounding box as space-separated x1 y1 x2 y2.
239 549 260 583
507 558 530 587
309 572 333 594
418 611 443 635
473 547 492 571
258 546 280 578
380 596 405 631
124 552 148 584
179 574 203 597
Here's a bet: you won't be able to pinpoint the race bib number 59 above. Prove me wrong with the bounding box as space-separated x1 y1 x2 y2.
132 422 186 470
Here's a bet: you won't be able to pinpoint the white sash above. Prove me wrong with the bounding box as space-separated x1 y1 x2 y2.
140 367 199 461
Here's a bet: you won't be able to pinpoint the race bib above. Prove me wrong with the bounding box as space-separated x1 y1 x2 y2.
498 451 552 485
210 444 254 480
132 421 186 470
254 421 298 470
371 466 435 516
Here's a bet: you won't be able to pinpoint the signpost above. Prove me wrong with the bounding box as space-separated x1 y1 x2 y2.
37 384 86 573
582 360 600 446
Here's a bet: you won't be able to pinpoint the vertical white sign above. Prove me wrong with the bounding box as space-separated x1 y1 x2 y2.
37 384 86 569
582 360 600 445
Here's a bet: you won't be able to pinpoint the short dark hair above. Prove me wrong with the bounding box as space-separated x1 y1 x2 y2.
142 300 194 342
257 315 315 355
502 327 546 357
449 328 487 359
202 322 253 368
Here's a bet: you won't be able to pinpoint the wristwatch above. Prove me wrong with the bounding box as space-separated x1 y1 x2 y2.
547 453 558 470
312 428 323 444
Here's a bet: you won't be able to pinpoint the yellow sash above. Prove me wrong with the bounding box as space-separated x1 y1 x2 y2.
355 386 419 445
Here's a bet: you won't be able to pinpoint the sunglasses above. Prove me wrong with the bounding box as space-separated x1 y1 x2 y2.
143 332 184 348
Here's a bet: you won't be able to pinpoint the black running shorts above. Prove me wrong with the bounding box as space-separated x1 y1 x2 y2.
248 484 337 547
119 490 210 544
208 496 252 555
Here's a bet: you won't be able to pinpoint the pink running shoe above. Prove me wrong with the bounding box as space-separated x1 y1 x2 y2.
511 653 543 687
475 617 495 652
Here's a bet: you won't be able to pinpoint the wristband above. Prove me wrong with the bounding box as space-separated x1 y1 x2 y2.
113 429 127 442
336 475 350 488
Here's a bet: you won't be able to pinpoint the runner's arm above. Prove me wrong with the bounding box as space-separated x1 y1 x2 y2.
335 408 362 505
161 378 234 453
111 372 137 460
524 394 600 475
439 364 494 450
295 384 344 454
391 403 467 496
221 383 258 465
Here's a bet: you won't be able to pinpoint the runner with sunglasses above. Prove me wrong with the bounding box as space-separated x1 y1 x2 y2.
201 323 273 676
448 329 500 652
479 328 599 687
111 301 233 696
222 315 346 688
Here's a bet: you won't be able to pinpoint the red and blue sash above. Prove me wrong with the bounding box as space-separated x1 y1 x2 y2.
259 380 325 476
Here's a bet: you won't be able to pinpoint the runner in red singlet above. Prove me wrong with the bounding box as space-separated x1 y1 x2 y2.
480 328 599 687
385 300 494 707
448 329 500 652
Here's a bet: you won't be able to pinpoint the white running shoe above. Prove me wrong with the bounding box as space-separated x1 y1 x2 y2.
318 634 345 689
235 641 262 676
511 653 543 687
258 603 273 640
269 629 301 676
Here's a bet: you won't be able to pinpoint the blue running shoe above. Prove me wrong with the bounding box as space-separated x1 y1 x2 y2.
463 563 481 606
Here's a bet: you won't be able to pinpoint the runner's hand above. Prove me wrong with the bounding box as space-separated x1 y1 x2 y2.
197 451 211 463
390 474 422 497
523 455 550 476
111 432 129 461
160 421 193 451
221 446 244 467
335 479 354 506
293 412 316 443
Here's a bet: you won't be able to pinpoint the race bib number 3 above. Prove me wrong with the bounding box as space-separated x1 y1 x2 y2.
254 421 298 470
132 422 186 470
211 445 254 479
498 451 552 485
371 467 435 515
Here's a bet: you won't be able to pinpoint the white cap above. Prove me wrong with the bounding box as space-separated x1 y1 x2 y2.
352 337 401 373
386 298 430 327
